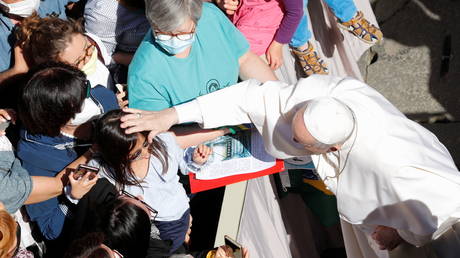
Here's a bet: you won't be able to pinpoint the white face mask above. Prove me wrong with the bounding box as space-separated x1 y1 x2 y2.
69 98 102 126
81 47 98 76
0 0 40 18
154 32 195 55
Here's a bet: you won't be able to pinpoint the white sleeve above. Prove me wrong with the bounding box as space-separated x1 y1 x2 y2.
175 100 203 124
64 185 80 205
396 229 432 247
194 80 258 129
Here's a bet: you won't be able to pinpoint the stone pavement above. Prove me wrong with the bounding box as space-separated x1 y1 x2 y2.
359 0 460 166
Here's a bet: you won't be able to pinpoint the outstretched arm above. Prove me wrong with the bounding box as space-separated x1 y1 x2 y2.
25 149 94 205
238 51 277 82
120 80 259 142
0 46 29 85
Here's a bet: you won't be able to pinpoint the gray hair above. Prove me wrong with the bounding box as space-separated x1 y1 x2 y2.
145 0 203 32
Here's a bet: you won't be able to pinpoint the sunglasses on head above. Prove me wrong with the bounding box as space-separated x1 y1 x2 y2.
120 190 158 220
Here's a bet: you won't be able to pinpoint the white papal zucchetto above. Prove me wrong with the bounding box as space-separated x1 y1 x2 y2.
303 97 355 145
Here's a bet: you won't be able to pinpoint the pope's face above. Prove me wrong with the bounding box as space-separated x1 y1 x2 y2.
291 108 333 155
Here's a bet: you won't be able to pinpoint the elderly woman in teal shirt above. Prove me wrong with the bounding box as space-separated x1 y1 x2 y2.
128 0 276 112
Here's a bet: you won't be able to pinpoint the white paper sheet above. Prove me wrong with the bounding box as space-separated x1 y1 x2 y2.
195 130 276 180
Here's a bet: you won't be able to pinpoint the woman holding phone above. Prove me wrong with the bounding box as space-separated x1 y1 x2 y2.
16 62 117 241
0 109 94 215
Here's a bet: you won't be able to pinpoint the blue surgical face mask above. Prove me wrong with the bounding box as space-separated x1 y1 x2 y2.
154 32 196 55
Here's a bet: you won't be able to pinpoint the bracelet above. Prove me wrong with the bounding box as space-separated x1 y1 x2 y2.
218 126 236 135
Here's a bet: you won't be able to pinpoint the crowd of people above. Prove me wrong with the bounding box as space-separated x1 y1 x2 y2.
1 0 458 258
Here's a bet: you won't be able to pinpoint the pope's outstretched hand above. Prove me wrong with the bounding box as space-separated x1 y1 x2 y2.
120 107 178 142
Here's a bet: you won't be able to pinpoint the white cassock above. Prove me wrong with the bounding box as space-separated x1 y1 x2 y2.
175 75 460 258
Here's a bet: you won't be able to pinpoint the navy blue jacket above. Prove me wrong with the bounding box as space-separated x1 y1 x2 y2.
17 85 118 240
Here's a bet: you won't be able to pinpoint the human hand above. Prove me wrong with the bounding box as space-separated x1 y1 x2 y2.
216 245 233 258
193 144 213 165
0 109 16 136
116 90 129 109
242 247 249 258
215 246 249 258
215 0 239 15
266 41 284 70
68 171 98 200
120 107 178 143
12 45 29 74
371 225 403 251
0 202 5 211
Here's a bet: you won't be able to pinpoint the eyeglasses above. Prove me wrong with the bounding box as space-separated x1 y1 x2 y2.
154 25 196 41
74 37 95 67
128 140 149 161
120 190 158 220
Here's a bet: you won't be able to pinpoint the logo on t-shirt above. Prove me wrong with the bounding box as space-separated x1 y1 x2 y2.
199 79 231 96
206 79 221 94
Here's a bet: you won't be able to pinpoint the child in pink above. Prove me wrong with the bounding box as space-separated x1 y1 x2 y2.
230 0 304 70
225 0 382 76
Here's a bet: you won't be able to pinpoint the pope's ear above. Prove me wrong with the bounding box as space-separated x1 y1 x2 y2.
329 144 341 152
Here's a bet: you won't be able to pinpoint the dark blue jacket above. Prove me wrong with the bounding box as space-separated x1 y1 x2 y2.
17 85 118 240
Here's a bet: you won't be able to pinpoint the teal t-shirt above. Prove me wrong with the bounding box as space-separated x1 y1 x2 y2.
128 3 250 111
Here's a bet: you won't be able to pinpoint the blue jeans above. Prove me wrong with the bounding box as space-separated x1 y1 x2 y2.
290 0 358 48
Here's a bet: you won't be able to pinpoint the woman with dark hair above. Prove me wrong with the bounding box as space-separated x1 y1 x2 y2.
16 62 118 241
101 197 151 258
102 197 248 258
66 178 245 258
90 109 212 254
64 232 117 258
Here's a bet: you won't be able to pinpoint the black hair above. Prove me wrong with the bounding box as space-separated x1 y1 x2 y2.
119 0 145 10
64 232 111 258
101 198 151 258
18 62 87 136
94 109 169 189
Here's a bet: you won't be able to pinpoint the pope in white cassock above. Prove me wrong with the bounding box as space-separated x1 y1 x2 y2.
121 75 460 258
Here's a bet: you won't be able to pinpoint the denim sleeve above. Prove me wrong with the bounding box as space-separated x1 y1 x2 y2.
25 196 67 240
20 162 67 240
0 152 33 214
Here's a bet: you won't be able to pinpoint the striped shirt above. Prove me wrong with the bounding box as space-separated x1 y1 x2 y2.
84 0 150 59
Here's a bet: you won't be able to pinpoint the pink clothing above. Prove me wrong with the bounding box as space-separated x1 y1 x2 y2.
231 0 285 56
